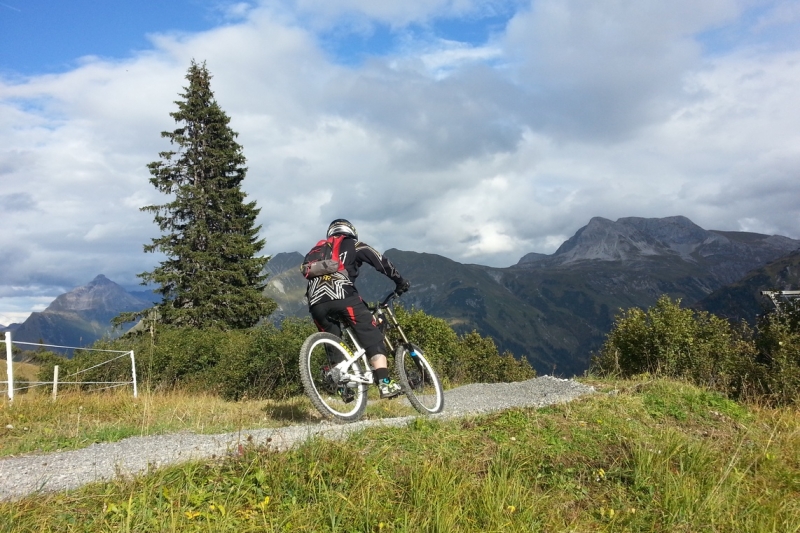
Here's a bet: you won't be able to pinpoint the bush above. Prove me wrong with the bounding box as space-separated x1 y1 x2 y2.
592 295 799 406
70 305 534 400
393 306 535 384
392 306 460 380
453 331 536 383
213 318 316 401
755 299 800 406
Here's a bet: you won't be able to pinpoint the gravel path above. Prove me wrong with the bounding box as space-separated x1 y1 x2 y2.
0 376 594 502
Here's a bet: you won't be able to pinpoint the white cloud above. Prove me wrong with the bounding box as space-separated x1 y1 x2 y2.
2 0 800 320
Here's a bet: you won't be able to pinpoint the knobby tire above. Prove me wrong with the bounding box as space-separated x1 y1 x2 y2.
299 332 368 423
395 343 444 414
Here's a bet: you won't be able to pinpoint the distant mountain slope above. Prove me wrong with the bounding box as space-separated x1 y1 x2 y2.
694 249 800 324
265 252 304 278
10 216 798 372
11 275 154 349
267 216 800 376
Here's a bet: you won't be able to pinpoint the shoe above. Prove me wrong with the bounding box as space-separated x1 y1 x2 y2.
378 379 402 399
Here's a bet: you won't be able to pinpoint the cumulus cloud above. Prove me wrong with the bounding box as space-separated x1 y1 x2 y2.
2 0 800 319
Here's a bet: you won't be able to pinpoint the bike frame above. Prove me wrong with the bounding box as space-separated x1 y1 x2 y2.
330 292 414 388
330 329 374 386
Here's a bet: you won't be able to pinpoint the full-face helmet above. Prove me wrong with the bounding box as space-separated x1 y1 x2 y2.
327 219 358 240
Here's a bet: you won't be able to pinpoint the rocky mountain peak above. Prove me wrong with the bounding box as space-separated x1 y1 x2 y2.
45 275 145 314
553 216 670 263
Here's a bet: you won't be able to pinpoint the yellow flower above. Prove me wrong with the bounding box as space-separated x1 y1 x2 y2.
258 496 271 511
507 505 517 514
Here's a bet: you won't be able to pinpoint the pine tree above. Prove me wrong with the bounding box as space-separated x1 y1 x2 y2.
138 60 275 329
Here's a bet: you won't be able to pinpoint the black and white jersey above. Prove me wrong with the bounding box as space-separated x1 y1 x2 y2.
305 237 403 307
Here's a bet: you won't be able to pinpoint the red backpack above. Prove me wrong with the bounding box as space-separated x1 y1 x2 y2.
300 235 346 279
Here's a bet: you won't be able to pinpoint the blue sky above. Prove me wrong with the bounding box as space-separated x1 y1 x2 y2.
0 0 219 74
2 0 800 325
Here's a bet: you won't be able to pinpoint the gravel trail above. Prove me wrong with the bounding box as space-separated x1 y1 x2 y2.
0 376 594 501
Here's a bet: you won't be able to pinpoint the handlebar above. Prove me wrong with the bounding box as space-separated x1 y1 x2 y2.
381 291 401 307
367 291 402 312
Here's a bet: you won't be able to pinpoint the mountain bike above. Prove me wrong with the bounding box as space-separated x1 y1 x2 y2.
299 291 444 423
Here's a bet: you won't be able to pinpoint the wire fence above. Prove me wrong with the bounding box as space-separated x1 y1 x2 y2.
1 332 138 400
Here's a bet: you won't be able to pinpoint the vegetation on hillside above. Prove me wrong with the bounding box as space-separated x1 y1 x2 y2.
592 295 800 405
37 306 534 401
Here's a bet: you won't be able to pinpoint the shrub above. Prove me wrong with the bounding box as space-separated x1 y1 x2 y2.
213 318 316 401
68 305 534 400
392 306 460 380
754 299 800 405
393 306 535 384
592 294 800 406
453 331 536 383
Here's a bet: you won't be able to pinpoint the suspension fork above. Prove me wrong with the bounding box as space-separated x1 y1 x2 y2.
381 305 423 367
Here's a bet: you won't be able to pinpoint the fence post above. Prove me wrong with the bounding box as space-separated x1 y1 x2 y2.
130 351 138 398
52 365 59 401
4 332 13 401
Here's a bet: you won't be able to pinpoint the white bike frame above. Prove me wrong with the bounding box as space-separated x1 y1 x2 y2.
328 327 375 387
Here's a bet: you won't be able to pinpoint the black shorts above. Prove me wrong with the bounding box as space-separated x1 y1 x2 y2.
310 295 385 358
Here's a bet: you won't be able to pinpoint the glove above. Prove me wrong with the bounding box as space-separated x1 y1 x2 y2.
395 279 411 295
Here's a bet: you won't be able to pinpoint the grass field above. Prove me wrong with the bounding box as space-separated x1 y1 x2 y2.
0 377 798 532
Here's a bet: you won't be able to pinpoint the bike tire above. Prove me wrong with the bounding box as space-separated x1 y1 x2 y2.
395 343 444 415
299 332 368 423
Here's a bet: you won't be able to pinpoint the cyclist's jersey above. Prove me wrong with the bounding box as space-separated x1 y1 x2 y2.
306 237 404 307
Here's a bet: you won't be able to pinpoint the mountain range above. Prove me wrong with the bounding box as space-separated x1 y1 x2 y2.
265 216 800 375
3 275 157 350
5 216 799 374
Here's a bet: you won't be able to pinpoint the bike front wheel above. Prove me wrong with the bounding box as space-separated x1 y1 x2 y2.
395 343 444 415
299 332 368 423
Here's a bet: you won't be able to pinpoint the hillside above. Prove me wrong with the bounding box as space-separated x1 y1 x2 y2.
267 216 800 375
694 249 800 324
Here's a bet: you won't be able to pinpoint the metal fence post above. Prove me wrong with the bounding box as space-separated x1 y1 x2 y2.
130 351 138 398
52 365 59 401
4 332 13 401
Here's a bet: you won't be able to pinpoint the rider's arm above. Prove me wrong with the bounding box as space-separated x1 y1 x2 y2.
354 242 406 286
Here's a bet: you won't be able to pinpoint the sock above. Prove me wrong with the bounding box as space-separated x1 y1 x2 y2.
374 367 389 383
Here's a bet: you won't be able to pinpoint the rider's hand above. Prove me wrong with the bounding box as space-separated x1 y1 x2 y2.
395 279 411 295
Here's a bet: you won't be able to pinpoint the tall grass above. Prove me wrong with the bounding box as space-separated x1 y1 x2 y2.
1 377 798 532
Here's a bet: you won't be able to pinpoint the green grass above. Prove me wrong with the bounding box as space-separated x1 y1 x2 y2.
1 377 799 532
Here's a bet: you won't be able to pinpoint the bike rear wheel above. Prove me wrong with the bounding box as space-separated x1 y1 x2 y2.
395 343 444 414
299 332 368 423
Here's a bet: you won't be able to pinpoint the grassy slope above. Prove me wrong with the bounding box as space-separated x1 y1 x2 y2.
1 378 798 532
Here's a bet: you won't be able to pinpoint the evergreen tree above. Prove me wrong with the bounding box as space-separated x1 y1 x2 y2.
138 60 275 329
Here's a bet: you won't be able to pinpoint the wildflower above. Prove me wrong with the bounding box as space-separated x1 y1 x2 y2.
507 505 517 513
258 496 271 511
595 468 606 481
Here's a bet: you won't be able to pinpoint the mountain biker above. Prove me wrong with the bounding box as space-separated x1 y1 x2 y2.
305 219 411 399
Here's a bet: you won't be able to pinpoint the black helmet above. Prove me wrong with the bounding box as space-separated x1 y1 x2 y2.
327 219 358 239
